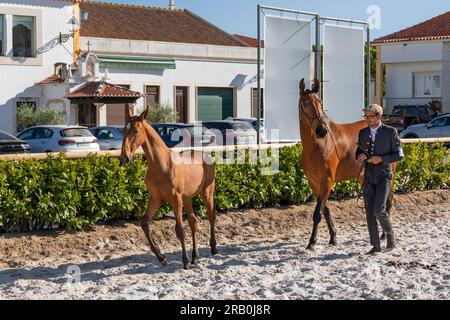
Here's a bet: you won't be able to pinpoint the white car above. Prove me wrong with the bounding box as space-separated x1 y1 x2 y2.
17 125 100 153
399 114 450 147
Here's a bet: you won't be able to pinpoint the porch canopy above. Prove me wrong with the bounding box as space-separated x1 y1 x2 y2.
66 81 145 127
66 81 143 104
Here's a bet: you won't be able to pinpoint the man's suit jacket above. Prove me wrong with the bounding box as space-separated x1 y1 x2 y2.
355 123 404 182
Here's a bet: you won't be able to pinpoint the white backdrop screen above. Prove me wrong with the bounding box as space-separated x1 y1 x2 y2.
264 15 312 141
323 24 365 123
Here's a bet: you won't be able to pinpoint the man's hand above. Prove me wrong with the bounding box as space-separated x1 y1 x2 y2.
357 153 368 163
367 156 383 165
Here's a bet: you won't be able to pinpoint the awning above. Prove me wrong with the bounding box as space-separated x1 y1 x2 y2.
97 55 176 70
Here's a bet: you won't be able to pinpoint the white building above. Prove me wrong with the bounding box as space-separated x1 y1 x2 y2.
0 0 263 133
0 0 74 134
373 11 450 114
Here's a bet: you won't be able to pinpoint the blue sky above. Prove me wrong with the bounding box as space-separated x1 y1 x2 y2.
103 0 449 40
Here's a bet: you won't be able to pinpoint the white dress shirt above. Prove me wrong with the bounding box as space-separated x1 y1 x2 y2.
370 123 382 142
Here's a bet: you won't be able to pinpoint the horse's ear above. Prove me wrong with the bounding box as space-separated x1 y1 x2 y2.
126 105 134 119
299 78 306 96
138 105 149 122
312 78 320 93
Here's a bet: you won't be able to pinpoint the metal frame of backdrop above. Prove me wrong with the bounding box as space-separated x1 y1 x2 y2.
256 5 371 143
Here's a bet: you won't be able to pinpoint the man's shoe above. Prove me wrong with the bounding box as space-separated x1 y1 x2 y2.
386 232 396 251
366 246 382 255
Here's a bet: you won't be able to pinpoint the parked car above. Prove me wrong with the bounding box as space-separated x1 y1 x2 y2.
201 120 257 145
382 104 439 132
399 113 450 147
90 126 124 150
0 130 30 154
151 123 216 148
17 125 100 153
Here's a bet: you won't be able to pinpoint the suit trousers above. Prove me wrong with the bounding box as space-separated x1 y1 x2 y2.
363 169 394 248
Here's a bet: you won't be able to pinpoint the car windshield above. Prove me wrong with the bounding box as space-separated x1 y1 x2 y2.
61 128 93 137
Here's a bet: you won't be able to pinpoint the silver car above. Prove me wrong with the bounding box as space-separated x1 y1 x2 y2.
90 126 124 150
399 113 450 146
17 125 100 153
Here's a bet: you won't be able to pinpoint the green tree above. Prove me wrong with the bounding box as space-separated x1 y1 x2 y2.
17 104 66 132
139 103 178 124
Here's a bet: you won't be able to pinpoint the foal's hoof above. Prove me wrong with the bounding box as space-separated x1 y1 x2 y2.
211 247 218 255
329 239 337 246
183 263 190 270
191 257 199 265
159 256 168 266
306 243 315 251
380 232 386 241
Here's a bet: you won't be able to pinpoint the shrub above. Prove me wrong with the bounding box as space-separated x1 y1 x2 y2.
0 143 448 232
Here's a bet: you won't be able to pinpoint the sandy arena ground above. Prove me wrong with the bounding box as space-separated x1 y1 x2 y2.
0 189 449 300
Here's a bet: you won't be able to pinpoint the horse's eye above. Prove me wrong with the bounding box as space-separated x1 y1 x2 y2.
125 122 131 130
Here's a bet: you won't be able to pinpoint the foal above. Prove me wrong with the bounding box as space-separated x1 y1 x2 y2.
120 106 217 269
298 78 394 250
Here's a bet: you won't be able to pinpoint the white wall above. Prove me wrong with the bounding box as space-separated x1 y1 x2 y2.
381 41 443 63
0 0 73 133
442 41 450 113
100 58 261 123
384 61 442 111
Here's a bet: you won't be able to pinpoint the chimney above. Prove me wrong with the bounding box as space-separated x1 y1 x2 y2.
169 0 175 10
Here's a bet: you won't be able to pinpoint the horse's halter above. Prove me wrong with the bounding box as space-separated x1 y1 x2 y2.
300 91 328 128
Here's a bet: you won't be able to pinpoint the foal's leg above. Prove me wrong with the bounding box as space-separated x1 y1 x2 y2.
323 205 337 245
381 186 394 241
201 183 218 255
183 197 200 264
141 197 167 265
172 195 190 269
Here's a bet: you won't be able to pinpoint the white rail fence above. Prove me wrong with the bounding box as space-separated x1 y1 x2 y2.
0 138 449 162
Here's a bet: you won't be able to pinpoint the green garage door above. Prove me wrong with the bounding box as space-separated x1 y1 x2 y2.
197 87 234 121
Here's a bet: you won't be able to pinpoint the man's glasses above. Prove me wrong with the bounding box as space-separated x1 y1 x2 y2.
363 114 378 120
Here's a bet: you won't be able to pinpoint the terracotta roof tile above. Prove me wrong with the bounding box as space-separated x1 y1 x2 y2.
67 81 143 99
374 11 450 43
37 75 65 85
233 34 264 48
79 1 248 47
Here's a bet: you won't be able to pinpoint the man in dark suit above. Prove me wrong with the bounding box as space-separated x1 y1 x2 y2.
356 104 404 255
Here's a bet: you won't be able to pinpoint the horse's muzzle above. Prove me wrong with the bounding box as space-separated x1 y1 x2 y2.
315 126 328 139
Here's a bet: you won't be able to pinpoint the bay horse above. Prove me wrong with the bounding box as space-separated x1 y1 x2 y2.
298 78 394 250
120 105 217 269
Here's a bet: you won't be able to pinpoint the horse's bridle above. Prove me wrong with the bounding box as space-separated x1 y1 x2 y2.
300 93 328 128
300 93 342 161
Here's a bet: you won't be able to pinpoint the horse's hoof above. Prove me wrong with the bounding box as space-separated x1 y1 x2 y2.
380 233 386 241
329 239 337 246
191 258 199 265
183 263 190 270
159 257 168 266
211 247 218 255
306 244 315 251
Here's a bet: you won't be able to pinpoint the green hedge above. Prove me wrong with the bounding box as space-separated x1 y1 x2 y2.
0 143 449 232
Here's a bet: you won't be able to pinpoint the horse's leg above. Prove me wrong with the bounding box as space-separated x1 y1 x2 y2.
306 198 322 250
323 205 337 245
183 197 200 264
307 181 332 251
172 194 190 269
201 183 218 255
381 185 394 241
141 197 167 265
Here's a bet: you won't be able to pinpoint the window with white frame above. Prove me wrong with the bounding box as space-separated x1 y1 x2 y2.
13 15 34 57
413 72 441 97
0 15 4 56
